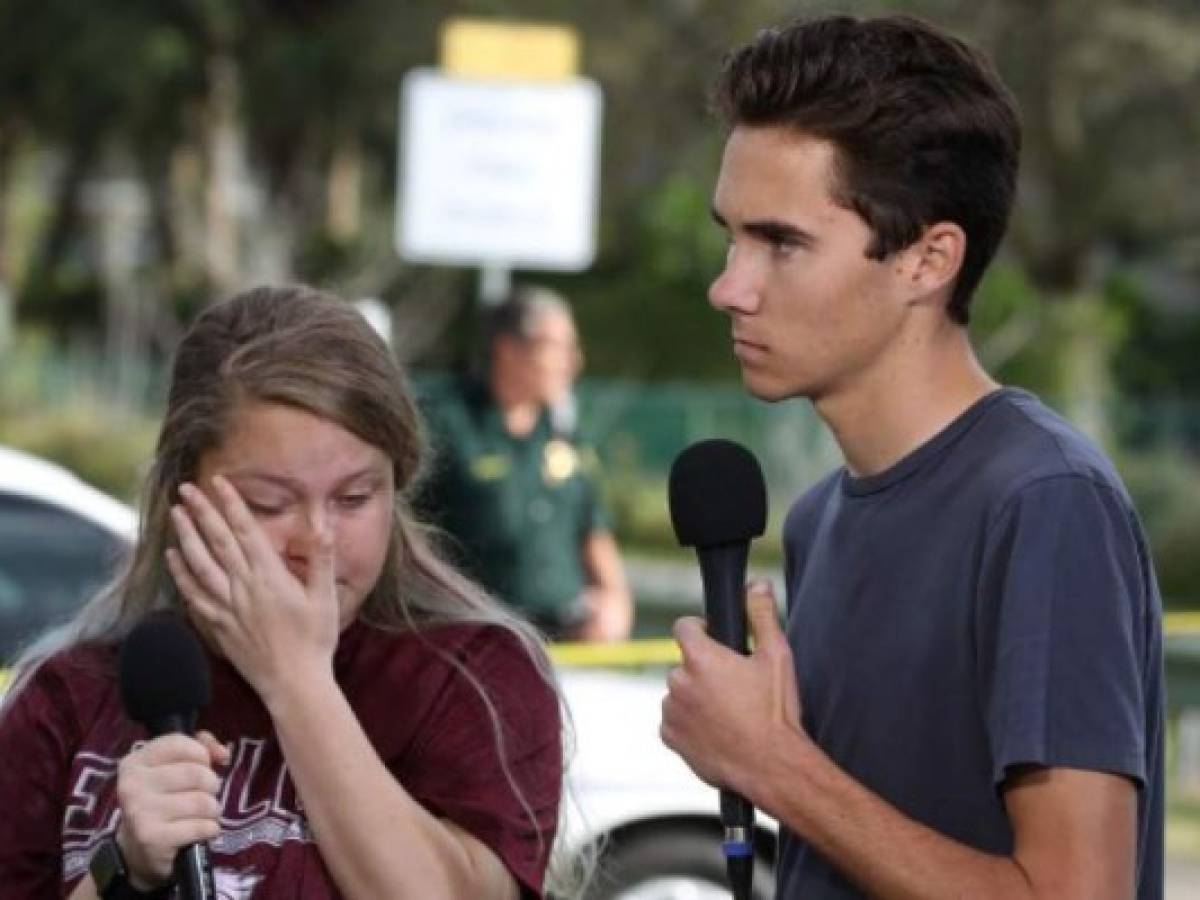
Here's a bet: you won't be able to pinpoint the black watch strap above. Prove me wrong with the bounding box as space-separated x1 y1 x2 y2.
89 836 174 900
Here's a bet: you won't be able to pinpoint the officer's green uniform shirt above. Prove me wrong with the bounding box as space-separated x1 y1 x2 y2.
419 377 608 628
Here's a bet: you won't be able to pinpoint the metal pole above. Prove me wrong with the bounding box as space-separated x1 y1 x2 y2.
479 263 512 306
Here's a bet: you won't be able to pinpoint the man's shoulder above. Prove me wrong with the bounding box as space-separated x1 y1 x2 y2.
783 469 843 541
970 389 1129 504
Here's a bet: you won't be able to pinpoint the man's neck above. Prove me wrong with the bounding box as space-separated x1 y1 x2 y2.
490 375 541 438
815 324 999 478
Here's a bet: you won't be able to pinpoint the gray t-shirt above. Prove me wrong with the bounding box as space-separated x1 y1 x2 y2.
777 388 1164 898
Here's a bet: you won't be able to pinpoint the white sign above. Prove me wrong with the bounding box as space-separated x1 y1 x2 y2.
396 69 601 271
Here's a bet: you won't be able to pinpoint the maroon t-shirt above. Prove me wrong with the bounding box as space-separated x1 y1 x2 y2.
0 621 562 898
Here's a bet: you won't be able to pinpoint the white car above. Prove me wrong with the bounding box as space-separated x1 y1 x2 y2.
0 445 777 899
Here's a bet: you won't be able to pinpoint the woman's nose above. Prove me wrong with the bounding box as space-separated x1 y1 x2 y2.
284 507 331 564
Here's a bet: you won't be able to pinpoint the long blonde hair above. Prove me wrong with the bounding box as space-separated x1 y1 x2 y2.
5 284 573 885
12 283 553 649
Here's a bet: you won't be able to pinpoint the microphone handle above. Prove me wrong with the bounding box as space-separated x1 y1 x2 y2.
696 542 756 900
697 541 750 653
150 712 215 900
174 843 215 900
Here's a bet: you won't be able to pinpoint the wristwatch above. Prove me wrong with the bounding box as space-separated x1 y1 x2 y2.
89 836 174 900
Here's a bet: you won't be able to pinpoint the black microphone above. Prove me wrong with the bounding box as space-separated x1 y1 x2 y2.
119 616 216 900
668 439 767 900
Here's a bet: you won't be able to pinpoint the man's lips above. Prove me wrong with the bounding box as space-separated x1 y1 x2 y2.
732 334 768 353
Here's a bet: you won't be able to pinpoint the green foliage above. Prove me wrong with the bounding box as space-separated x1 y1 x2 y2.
1118 450 1200 608
601 466 785 568
567 163 734 381
0 332 157 500
0 405 157 503
603 468 677 556
970 261 1059 393
295 234 366 285
1111 270 1200 399
16 266 105 339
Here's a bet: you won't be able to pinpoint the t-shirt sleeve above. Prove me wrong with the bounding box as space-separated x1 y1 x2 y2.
976 474 1154 787
403 629 562 899
0 662 78 897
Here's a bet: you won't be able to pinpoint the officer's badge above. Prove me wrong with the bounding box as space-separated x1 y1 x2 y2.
543 439 578 483
470 453 510 481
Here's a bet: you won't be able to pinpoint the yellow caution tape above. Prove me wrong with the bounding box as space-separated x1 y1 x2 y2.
1166 612 1200 636
549 611 1200 669
4 612 1200 686
549 639 681 668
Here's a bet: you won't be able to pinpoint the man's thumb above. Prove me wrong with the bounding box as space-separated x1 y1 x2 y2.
746 579 781 643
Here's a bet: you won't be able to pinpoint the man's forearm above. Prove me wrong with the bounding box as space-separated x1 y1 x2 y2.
748 732 1034 900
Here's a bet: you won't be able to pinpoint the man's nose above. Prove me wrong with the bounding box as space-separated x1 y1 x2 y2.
708 248 761 314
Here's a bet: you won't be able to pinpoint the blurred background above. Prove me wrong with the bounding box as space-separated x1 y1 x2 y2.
4 0 1200 880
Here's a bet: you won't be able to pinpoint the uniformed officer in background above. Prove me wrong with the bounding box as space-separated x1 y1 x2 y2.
420 285 633 642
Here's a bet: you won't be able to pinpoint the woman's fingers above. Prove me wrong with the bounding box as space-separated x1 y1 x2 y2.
121 806 221 857
144 762 221 798
170 504 233 602
178 482 251 582
165 548 230 629
197 729 233 768
129 733 212 767
210 476 280 570
117 734 226 883
306 528 337 601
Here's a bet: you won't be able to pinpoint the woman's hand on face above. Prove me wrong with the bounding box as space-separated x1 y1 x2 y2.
165 476 341 702
116 731 229 890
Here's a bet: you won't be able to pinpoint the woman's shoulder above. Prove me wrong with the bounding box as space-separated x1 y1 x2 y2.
351 620 546 673
339 620 553 705
338 621 558 753
19 641 117 696
2 641 119 741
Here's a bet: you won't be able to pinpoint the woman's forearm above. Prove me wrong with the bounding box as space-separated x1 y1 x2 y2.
68 875 99 900
264 664 516 900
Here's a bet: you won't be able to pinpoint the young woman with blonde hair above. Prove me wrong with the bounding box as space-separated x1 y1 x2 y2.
0 285 562 899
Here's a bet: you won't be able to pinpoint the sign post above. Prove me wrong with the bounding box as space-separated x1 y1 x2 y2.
396 19 601 304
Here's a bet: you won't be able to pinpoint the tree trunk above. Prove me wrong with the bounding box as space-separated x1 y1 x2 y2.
326 132 362 243
204 51 242 294
0 135 12 350
1052 291 1120 449
20 141 95 303
168 144 207 287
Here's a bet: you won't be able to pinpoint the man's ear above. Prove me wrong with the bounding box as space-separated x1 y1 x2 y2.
899 221 967 308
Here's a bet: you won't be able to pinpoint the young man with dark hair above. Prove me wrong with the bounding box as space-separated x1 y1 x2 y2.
661 14 1163 899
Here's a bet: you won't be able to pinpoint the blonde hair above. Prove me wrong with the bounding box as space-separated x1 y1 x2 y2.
6 284 574 888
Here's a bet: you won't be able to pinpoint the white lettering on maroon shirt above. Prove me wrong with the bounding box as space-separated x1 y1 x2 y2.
61 737 314 890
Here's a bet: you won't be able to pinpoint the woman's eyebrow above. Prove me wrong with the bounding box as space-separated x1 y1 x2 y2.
226 465 384 490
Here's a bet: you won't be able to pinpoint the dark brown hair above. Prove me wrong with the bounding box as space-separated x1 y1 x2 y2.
714 14 1021 324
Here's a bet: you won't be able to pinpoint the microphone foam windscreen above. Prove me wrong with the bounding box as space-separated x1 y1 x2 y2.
668 439 767 547
119 616 211 728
